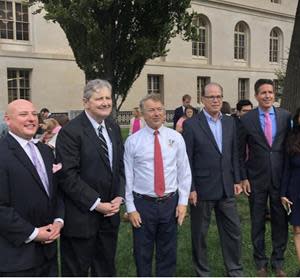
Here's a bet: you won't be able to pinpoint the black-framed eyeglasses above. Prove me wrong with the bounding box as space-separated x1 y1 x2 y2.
202 95 223 101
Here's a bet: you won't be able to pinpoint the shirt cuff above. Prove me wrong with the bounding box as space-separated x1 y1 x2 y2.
54 218 64 225
90 198 100 211
25 228 39 243
125 202 137 213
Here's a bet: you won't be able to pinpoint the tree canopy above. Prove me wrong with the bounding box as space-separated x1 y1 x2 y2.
280 0 300 114
30 0 197 111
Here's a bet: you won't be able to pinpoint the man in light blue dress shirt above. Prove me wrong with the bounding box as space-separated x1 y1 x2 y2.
124 94 192 277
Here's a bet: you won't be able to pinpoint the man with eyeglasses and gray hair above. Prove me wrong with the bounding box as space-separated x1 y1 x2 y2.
124 94 191 276
56 79 125 276
183 82 243 277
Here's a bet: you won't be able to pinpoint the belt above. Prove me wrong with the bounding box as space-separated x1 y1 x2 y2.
133 191 177 203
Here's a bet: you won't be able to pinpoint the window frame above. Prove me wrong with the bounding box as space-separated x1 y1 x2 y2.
197 76 211 103
238 78 249 101
234 22 248 61
192 16 208 58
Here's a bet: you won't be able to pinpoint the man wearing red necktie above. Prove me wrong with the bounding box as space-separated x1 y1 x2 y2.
124 94 192 277
239 79 291 277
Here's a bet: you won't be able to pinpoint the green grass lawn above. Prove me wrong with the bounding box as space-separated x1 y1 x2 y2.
118 127 299 276
116 196 298 277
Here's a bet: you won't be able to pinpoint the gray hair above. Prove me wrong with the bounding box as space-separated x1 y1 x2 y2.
203 82 223 96
139 94 163 112
83 79 112 99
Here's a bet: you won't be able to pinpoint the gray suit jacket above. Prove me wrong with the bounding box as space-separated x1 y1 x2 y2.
183 111 240 200
239 107 291 190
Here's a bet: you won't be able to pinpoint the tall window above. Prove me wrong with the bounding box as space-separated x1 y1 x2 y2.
238 78 249 100
270 28 280 63
0 1 29 40
7 69 31 103
197 76 210 103
234 22 248 60
192 16 208 57
147 74 163 95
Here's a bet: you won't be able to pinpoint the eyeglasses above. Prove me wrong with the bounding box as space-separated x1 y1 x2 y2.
145 107 164 113
202 95 223 101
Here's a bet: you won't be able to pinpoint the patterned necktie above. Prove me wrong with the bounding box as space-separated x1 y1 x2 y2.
27 141 50 195
97 125 110 167
154 130 165 197
264 112 272 146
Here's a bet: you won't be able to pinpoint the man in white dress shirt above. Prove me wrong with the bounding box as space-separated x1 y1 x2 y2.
124 94 192 277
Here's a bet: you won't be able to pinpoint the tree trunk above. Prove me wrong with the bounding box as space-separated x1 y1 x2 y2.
281 0 300 115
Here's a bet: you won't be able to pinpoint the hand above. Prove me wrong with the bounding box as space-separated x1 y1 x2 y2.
34 225 52 242
281 197 293 207
111 196 123 207
128 211 142 228
234 184 243 196
189 191 197 206
241 179 251 196
176 205 187 226
95 202 120 217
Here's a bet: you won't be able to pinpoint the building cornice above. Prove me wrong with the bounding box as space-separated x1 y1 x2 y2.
0 50 75 61
192 0 295 22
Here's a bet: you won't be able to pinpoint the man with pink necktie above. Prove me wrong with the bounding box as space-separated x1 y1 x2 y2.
239 79 291 277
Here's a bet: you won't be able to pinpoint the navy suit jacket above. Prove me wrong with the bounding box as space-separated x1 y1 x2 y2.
56 112 125 238
183 111 240 200
0 134 64 272
239 107 291 190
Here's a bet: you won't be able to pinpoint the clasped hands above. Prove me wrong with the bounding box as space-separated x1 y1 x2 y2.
96 196 123 217
34 221 63 244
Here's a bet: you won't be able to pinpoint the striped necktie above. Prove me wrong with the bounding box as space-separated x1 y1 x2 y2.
97 125 110 166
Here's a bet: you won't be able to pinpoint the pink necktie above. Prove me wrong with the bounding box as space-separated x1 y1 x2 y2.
264 112 272 146
154 130 165 197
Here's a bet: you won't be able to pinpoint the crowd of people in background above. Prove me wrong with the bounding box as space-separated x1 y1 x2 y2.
1 78 300 277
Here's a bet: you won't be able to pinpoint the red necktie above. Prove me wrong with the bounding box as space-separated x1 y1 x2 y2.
154 130 165 197
264 112 272 146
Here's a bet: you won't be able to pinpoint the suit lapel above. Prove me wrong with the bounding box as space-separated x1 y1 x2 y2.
7 135 49 197
198 112 221 154
251 108 270 148
81 113 111 171
273 107 282 147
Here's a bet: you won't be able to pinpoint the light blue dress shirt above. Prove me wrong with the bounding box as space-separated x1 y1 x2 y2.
258 106 277 142
203 109 223 153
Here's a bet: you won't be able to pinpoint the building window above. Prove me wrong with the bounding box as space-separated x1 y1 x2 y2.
234 22 248 60
197 76 210 103
192 16 208 57
0 1 29 41
238 78 249 100
269 28 281 63
7 69 31 103
147 74 163 95
271 0 280 3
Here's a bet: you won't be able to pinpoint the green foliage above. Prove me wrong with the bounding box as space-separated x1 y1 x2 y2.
29 0 197 111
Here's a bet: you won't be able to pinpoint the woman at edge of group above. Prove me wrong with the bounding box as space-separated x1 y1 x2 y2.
128 107 144 136
281 107 300 277
176 104 195 133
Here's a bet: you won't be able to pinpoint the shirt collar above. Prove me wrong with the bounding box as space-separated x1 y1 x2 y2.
203 108 223 122
85 110 106 131
258 106 275 116
144 124 165 135
9 131 37 148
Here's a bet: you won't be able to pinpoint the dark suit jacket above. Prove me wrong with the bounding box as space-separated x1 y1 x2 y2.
239 107 291 190
56 112 125 238
0 134 64 272
183 111 240 200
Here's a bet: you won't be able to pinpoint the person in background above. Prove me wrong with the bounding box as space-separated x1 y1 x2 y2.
173 94 196 129
0 99 64 276
221 101 232 115
235 99 253 118
239 79 291 277
40 108 51 121
125 94 191 276
40 118 62 150
281 108 300 277
128 107 145 136
176 104 195 133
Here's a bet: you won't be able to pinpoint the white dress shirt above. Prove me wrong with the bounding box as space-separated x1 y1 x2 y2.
8 131 63 243
124 125 192 213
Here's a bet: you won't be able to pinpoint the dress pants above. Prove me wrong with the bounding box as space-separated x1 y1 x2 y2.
249 183 288 270
190 197 243 277
133 192 178 277
0 257 57 277
61 217 119 277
